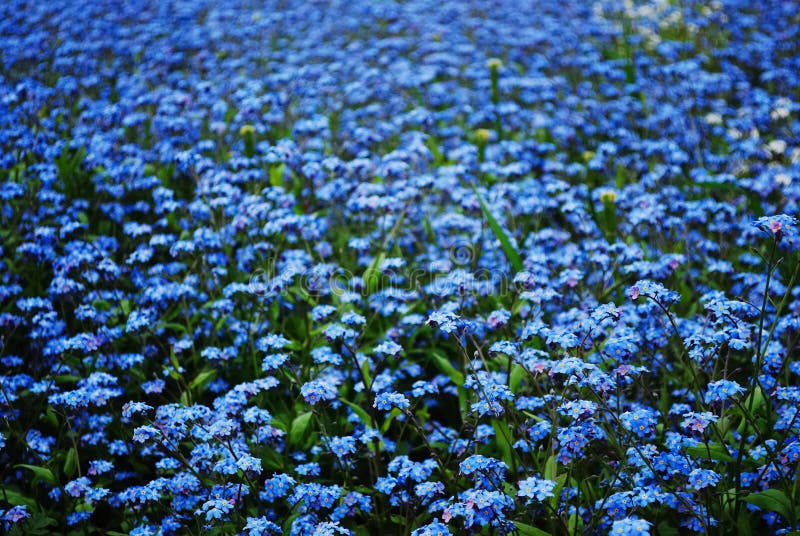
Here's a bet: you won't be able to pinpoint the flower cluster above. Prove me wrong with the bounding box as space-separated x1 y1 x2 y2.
0 0 799 534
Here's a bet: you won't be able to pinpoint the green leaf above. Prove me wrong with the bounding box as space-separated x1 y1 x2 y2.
63 447 78 477
362 252 386 296
720 487 738 512
15 465 56 486
159 322 188 334
514 521 551 536
362 205 409 294
0 488 38 509
656 521 680 536
214 314 228 333
22 514 56 536
549 474 567 513
361 358 372 391
471 185 523 272
430 350 464 385
165 366 182 382
289 412 314 447
543 455 558 481
169 350 182 372
381 408 403 434
43 405 58 428
685 443 734 463
491 420 514 469
738 387 765 434
425 136 446 165
509 364 525 394
262 449 285 471
744 489 794 522
735 508 754 536
270 163 285 187
340 399 371 426
602 197 617 240
54 374 80 385
422 216 436 242
92 299 110 311
744 387 766 413
567 512 583 536
189 368 218 391
615 162 626 189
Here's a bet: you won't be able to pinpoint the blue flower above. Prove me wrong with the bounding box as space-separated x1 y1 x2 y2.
411 519 451 536
198 498 232 522
243 516 280 535
517 476 556 502
373 392 410 411
327 436 357 459
753 214 798 248
688 468 720 490
705 379 745 402
132 425 159 444
610 517 652 535
301 377 339 405
3 505 29 524
619 409 658 438
122 401 153 420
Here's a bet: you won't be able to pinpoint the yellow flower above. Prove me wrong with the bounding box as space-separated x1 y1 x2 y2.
600 190 617 204
474 128 491 143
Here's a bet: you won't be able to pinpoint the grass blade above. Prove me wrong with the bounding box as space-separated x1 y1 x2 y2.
472 185 523 272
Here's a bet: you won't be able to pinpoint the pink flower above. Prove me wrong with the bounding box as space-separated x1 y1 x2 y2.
627 285 640 300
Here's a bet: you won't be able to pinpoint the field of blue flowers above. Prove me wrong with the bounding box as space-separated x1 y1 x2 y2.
1 0 800 534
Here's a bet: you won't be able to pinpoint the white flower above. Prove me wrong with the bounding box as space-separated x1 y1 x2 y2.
768 139 787 155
